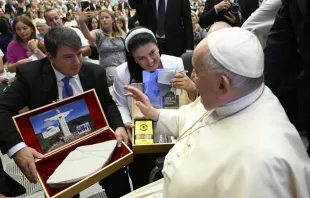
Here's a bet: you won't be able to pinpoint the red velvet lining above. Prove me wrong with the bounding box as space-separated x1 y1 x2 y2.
35 129 131 197
14 90 108 154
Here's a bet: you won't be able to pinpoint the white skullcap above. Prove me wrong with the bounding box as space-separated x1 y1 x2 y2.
207 27 264 78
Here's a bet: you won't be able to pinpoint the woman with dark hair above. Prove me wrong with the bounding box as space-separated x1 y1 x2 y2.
6 15 45 72
113 27 196 189
86 16 99 60
114 27 197 137
79 9 126 86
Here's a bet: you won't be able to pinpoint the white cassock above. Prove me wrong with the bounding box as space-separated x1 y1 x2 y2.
122 84 310 198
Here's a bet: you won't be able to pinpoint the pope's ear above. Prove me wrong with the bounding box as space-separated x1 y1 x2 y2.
218 74 230 95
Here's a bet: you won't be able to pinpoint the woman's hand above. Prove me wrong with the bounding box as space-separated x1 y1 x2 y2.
78 10 92 23
170 72 197 93
27 39 38 51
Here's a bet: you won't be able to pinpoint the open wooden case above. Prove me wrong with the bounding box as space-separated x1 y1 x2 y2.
13 89 133 198
130 83 191 154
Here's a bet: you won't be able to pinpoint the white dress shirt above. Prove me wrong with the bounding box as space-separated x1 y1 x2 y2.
7 67 84 157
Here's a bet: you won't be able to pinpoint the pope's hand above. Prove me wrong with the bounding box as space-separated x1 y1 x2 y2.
13 147 44 183
124 85 159 121
0 194 6 198
115 127 130 147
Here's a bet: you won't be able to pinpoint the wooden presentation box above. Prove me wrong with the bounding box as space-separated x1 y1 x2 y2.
13 89 133 198
130 83 191 154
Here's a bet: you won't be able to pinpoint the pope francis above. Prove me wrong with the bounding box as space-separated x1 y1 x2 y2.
122 27 310 198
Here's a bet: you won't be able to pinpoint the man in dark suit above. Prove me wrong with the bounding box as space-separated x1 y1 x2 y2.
264 0 309 153
128 0 194 57
118 0 130 10
199 0 243 29
89 0 101 11
0 27 131 197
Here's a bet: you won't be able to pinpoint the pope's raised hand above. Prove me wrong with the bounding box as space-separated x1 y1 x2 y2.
124 85 159 121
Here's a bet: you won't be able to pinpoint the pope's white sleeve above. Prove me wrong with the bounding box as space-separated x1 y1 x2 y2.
156 109 181 138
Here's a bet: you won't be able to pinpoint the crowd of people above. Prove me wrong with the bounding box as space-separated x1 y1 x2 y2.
0 0 309 197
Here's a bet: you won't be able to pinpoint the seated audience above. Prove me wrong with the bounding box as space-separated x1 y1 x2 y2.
0 18 13 56
79 9 126 86
191 11 206 48
122 27 310 198
6 15 46 72
36 19 49 40
64 12 78 27
87 16 99 61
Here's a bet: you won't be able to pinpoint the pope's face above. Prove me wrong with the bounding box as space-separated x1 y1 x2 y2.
192 43 220 110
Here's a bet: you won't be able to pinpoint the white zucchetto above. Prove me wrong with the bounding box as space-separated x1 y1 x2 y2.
207 27 264 78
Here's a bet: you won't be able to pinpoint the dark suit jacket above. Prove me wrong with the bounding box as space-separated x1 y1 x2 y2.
199 0 242 28
89 3 101 11
0 58 124 155
118 2 130 10
264 0 308 130
128 0 194 57
4 3 15 14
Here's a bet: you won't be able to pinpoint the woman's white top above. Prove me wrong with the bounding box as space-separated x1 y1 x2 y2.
113 54 184 124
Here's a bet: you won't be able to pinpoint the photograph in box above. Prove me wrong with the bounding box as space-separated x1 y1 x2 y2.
29 99 95 153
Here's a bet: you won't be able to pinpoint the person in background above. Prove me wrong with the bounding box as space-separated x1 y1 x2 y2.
64 12 78 27
129 0 194 57
102 0 112 10
86 16 99 61
36 19 49 40
241 0 282 48
89 0 101 11
0 18 13 56
116 16 127 33
0 49 7 90
44 8 91 57
16 0 25 16
6 15 45 72
199 0 242 29
79 9 126 86
191 11 206 48
5 0 17 18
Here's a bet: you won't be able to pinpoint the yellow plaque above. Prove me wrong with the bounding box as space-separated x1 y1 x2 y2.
134 120 154 145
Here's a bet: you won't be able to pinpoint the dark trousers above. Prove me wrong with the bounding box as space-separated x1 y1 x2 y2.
129 153 166 190
0 83 7 94
99 167 131 198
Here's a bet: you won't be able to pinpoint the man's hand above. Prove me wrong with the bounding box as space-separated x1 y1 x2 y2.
170 72 197 93
124 122 133 142
13 147 44 183
124 85 160 121
215 0 230 12
0 194 6 198
224 12 237 24
115 127 130 147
